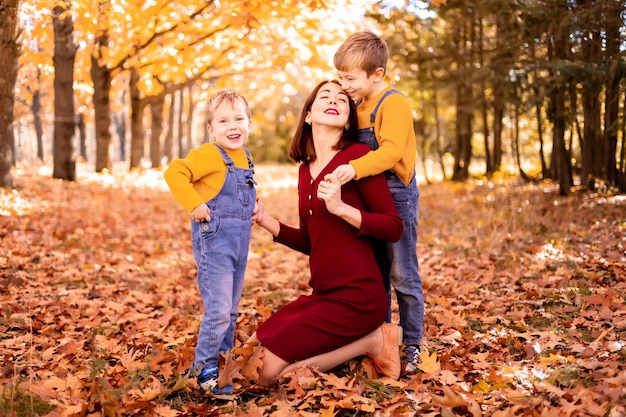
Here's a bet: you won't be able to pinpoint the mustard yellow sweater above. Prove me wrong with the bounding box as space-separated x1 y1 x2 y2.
164 143 251 213
350 86 416 186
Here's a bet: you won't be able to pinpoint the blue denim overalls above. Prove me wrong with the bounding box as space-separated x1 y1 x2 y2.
359 90 424 346
191 144 256 371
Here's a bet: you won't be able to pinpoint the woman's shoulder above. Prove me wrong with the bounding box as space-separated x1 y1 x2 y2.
342 143 370 159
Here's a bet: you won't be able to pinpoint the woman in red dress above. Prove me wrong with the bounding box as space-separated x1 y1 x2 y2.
252 80 403 386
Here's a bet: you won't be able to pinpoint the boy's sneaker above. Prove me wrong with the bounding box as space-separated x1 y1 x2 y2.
197 366 234 395
197 366 219 391
402 344 422 373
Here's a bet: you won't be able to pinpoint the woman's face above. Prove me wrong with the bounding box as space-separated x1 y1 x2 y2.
305 82 351 130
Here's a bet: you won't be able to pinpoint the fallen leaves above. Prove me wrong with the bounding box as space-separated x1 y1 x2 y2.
1 163 625 416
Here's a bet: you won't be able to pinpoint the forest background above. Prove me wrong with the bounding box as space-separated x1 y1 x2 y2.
0 0 625 416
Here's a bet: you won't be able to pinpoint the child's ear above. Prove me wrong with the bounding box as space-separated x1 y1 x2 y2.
374 67 385 81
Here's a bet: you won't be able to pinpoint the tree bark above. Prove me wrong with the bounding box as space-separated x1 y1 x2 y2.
176 89 184 158
32 88 44 161
0 0 20 188
129 67 144 169
150 96 164 168
52 5 77 181
580 25 602 189
603 3 622 188
163 92 175 163
91 32 113 173
452 17 473 181
549 21 573 195
77 112 87 160
186 85 194 152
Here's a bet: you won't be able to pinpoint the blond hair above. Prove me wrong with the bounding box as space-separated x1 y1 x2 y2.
206 90 251 124
333 31 388 76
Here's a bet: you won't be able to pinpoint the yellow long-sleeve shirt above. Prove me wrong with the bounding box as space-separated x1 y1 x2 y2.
164 143 251 213
350 86 416 186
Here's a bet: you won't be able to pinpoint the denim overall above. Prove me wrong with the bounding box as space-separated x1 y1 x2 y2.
191 145 256 371
358 90 424 345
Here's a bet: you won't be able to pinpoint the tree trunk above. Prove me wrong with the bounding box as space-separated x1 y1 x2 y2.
150 96 164 168
432 89 446 180
478 17 491 176
452 18 473 181
535 103 547 179
186 85 194 152
603 8 622 188
91 32 113 173
513 101 528 181
77 112 87 160
0 0 20 188
52 5 77 181
129 67 144 169
580 33 602 189
32 88 44 161
163 92 175 163
176 89 184 158
453 86 472 181
112 88 127 162
28 67 45 162
547 2 573 195
492 102 503 173
618 91 626 192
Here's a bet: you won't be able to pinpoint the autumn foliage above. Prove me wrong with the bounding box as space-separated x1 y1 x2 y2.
1 163 625 416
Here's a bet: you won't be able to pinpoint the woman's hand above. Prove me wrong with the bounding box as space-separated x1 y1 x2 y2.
253 199 281 236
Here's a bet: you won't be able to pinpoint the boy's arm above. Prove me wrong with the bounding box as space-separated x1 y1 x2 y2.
351 94 413 180
164 144 220 213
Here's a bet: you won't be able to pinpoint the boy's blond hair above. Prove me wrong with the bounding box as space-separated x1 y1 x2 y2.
206 90 251 124
333 31 388 77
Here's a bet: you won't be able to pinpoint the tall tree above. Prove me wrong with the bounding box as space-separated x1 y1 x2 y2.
52 4 77 181
149 96 164 168
601 0 624 189
91 29 113 172
451 8 475 181
577 0 603 188
0 0 20 188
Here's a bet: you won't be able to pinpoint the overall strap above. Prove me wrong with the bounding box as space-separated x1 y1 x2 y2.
213 143 235 171
370 89 402 124
243 147 255 172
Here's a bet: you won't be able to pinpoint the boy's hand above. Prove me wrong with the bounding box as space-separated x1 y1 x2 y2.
317 173 344 215
191 204 211 222
332 164 356 185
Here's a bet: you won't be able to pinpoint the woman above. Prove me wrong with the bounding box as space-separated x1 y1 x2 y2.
252 80 403 386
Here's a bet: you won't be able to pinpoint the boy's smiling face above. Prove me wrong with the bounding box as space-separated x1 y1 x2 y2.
336 66 384 102
208 102 250 150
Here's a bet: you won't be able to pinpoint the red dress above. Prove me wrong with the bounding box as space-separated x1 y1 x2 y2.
256 144 403 363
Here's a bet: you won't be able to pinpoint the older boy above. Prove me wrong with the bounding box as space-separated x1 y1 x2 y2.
332 31 424 373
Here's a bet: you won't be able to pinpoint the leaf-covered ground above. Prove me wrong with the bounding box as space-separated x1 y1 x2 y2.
1 162 625 417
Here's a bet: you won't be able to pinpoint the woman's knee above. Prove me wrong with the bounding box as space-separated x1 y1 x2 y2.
258 348 288 386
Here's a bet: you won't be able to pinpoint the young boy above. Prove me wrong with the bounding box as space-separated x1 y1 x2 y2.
164 90 257 393
332 31 424 373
